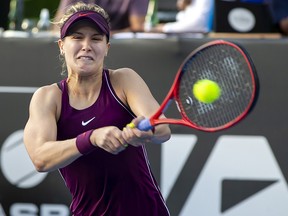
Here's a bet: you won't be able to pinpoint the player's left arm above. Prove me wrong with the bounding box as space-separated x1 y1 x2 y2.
111 68 171 145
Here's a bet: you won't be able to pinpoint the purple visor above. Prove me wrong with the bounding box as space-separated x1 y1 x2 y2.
60 10 110 41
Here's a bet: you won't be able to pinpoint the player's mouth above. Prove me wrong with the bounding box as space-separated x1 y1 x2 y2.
77 56 94 60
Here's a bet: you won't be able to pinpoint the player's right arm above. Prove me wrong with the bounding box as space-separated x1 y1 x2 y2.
23 84 81 172
24 84 127 171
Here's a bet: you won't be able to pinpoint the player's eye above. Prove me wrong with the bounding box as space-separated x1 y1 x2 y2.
70 33 83 39
92 35 104 41
75 35 84 39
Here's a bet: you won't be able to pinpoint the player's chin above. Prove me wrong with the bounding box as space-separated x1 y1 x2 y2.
77 68 96 76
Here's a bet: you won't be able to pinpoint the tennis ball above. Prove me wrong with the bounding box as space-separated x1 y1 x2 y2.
193 79 221 103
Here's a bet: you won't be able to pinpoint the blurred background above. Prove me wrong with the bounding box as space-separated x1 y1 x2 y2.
1 0 288 216
2 0 178 31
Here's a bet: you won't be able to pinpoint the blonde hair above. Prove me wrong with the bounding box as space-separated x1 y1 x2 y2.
55 1 110 29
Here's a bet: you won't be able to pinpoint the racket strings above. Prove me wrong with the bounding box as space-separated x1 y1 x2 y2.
177 44 255 130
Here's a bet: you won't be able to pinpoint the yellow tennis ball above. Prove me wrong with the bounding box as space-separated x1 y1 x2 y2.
193 79 221 103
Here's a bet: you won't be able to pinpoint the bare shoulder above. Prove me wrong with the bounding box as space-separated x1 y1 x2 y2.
108 68 146 105
109 67 139 78
109 68 144 86
32 83 61 102
30 83 62 116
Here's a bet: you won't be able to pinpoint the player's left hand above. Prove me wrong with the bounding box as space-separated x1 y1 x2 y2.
122 116 154 147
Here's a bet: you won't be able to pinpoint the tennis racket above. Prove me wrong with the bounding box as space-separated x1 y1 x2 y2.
134 40 259 132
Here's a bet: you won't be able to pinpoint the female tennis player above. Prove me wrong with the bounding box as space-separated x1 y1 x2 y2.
23 2 171 215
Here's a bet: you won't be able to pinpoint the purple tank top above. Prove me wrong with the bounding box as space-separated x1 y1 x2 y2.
57 69 170 216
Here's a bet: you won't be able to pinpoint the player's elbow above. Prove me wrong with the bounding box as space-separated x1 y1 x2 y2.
32 157 49 172
24 147 48 172
164 126 172 142
28 152 51 172
153 125 171 144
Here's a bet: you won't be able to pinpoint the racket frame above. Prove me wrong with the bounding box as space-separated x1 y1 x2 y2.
146 40 258 132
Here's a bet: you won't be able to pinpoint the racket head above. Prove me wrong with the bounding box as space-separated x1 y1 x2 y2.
174 40 259 132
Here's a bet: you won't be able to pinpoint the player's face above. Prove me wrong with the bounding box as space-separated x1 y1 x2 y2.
59 20 110 75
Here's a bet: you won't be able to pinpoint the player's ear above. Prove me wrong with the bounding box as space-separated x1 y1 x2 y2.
105 42 110 56
58 39 64 55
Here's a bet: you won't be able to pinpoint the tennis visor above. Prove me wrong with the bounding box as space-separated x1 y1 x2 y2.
60 10 110 41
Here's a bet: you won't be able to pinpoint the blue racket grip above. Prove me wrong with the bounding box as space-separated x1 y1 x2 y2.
137 118 153 131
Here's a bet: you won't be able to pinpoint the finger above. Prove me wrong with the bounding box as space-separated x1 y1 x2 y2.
100 138 125 154
114 132 128 148
117 138 128 148
111 139 126 151
108 144 125 154
122 126 134 138
122 127 134 147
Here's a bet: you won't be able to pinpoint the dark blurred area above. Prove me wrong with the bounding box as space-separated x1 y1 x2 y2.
1 0 287 37
0 0 178 31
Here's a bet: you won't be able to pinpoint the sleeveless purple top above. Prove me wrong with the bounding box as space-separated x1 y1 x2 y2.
57 69 170 216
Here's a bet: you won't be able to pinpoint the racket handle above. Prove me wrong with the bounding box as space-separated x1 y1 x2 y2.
137 118 153 131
